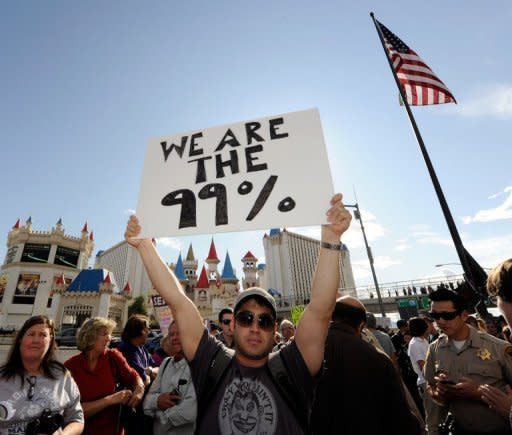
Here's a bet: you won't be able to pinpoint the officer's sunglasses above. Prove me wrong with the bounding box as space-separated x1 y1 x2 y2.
428 310 461 321
235 311 275 331
220 318 232 325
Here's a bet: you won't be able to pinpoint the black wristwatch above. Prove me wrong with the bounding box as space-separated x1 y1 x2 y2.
320 241 343 251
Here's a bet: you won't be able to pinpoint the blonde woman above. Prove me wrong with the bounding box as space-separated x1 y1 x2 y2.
65 317 144 435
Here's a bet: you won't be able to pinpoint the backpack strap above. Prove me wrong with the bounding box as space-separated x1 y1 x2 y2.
196 345 235 429
267 350 309 430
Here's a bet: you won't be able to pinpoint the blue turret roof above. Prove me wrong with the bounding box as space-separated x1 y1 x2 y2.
67 269 117 293
269 228 280 236
174 253 187 280
221 252 237 280
257 263 266 270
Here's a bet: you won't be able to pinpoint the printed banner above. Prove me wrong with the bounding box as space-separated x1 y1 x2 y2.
151 295 173 332
136 108 334 238
13 273 40 304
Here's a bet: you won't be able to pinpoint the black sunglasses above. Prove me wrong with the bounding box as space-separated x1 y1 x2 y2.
27 376 36 400
428 311 461 321
220 319 232 325
235 311 275 331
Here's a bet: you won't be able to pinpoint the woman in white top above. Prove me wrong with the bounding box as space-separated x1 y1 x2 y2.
0 315 84 435
407 317 430 396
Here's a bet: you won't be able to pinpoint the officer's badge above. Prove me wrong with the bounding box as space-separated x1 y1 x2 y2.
477 348 492 361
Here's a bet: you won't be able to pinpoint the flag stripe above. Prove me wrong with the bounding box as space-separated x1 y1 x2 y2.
378 20 456 106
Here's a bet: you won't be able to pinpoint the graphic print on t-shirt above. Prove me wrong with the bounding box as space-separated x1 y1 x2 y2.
218 377 277 435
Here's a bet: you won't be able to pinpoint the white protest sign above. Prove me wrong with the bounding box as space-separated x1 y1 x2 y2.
136 108 334 238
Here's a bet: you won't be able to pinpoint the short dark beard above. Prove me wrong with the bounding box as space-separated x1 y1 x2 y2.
234 338 273 361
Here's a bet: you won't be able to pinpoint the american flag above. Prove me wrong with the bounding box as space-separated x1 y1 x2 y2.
376 20 456 106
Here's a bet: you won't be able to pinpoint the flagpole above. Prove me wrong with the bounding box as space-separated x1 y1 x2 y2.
369 13 488 314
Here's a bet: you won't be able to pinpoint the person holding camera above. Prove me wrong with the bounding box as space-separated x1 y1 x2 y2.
65 317 145 435
424 288 512 434
143 320 196 434
0 315 84 434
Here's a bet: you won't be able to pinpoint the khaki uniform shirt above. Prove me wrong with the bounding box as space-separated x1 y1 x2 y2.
424 326 512 433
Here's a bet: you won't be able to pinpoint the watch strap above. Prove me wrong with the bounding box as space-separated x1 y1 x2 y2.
321 241 342 251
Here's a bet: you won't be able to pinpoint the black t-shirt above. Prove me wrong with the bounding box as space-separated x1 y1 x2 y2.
190 329 313 435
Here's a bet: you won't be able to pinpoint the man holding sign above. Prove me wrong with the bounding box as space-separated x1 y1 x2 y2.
125 193 351 433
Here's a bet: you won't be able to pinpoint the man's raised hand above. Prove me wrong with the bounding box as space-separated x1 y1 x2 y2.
323 193 352 240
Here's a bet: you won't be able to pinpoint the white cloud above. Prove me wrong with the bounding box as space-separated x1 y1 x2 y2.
455 84 512 119
410 230 453 247
374 256 402 269
156 237 182 251
394 243 409 252
465 233 512 270
290 208 385 250
350 255 401 285
123 209 136 216
409 224 432 232
462 186 512 224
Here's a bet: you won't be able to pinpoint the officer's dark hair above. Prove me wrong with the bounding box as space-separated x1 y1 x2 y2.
332 300 367 330
397 319 407 329
408 317 428 337
487 259 512 303
218 307 233 323
429 288 466 312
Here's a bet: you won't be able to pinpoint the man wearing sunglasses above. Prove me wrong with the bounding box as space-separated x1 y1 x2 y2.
124 193 352 434
217 307 234 348
424 288 512 434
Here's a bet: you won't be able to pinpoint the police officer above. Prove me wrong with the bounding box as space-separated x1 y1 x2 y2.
425 288 512 434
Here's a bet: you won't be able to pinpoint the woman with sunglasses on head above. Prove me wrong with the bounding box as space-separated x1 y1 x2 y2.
65 317 144 435
0 315 84 434
424 288 512 434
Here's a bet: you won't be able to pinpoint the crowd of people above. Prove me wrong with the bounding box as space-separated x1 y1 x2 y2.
1 193 512 435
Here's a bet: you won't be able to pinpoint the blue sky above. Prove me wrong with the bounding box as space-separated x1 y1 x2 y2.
2 1 511 293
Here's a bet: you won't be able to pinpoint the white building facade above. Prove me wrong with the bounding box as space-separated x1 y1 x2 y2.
94 241 153 299
0 218 94 329
263 228 356 306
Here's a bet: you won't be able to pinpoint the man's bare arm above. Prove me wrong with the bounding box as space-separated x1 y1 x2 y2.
294 194 352 375
124 217 204 360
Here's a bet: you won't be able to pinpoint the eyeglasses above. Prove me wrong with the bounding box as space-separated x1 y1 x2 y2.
26 376 36 400
221 319 232 325
235 311 275 331
428 311 461 321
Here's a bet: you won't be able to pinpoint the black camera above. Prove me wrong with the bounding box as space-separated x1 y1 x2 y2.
26 409 64 435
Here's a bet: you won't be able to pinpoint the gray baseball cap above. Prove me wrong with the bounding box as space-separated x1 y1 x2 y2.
234 287 277 318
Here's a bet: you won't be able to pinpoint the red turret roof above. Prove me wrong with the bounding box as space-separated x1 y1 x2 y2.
103 272 112 284
206 239 219 261
123 282 132 294
90 231 94 241
242 251 257 261
196 266 209 288
82 222 89 233
12 219 20 229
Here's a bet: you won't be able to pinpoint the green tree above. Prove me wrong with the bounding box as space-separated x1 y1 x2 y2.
128 295 148 318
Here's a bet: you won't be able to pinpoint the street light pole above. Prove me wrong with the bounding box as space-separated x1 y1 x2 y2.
345 202 386 317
